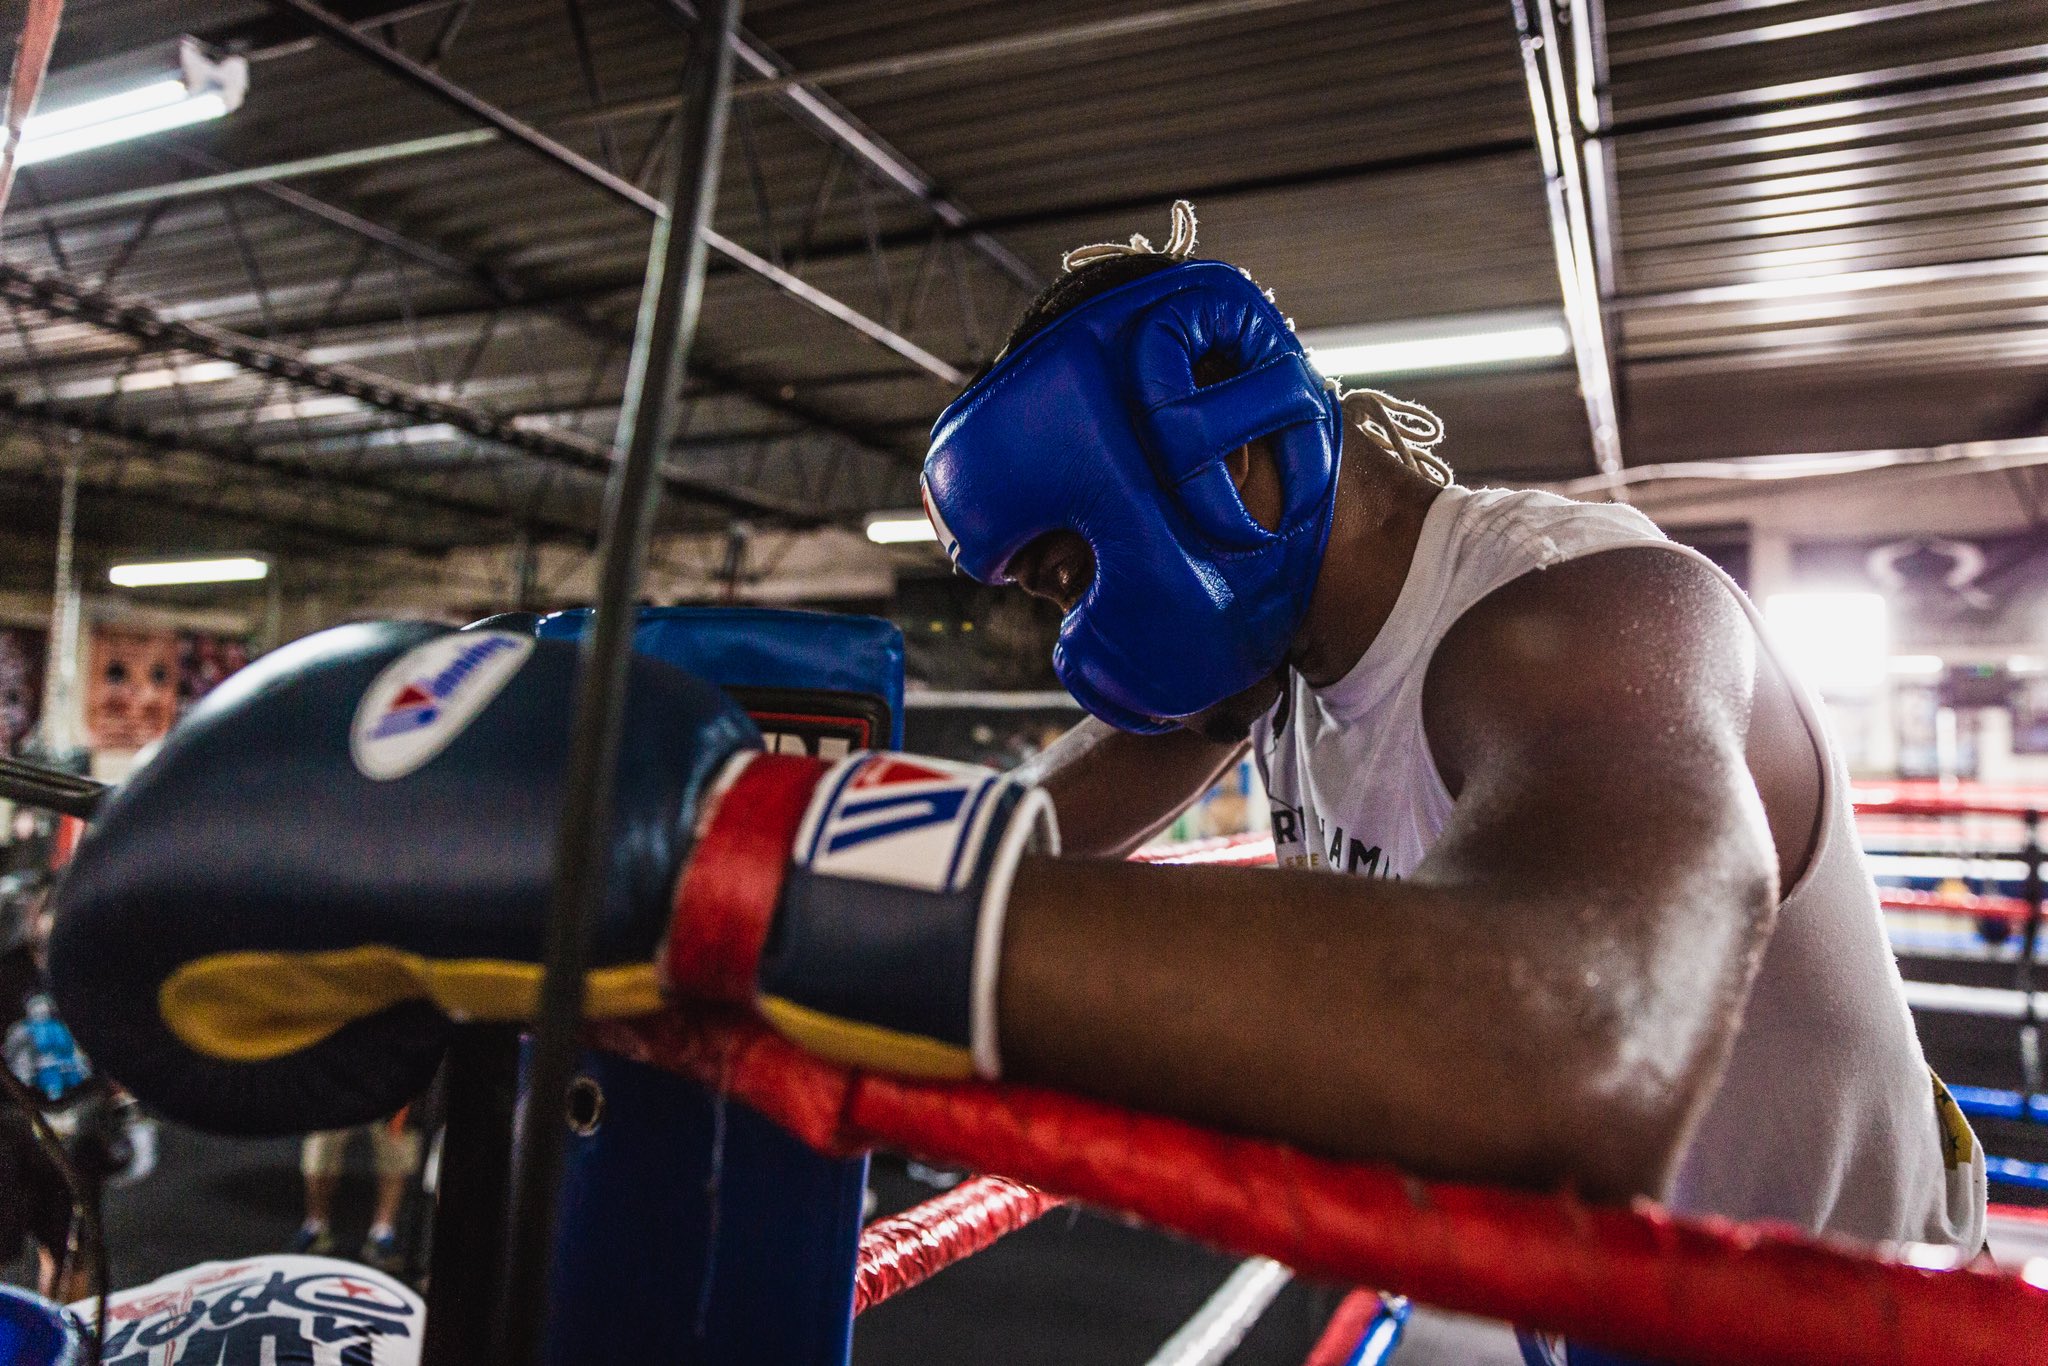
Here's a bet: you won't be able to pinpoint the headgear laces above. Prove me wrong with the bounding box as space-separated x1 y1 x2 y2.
1062 200 1454 489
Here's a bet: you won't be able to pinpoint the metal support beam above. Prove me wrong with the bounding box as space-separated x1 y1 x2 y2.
0 258 805 521
732 0 1318 99
185 144 918 459
268 0 657 214
7 131 1534 272
1567 0 1620 298
501 5 739 1363
0 387 579 545
0 455 389 552
7 131 498 232
1544 435 2048 501
747 136 1537 273
1512 0 1624 482
268 0 966 384
148 144 924 457
1608 41 2048 138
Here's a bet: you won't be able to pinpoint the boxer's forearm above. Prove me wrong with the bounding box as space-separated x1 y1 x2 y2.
1017 718 1245 859
995 854 1767 1203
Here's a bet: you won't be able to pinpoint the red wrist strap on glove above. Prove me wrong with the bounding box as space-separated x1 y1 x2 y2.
663 753 826 1002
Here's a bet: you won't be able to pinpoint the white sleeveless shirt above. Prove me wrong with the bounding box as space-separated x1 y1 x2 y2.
1251 484 1985 1249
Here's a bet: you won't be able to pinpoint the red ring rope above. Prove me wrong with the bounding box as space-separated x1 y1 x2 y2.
1855 783 2048 818
853 1175 1063 1314
595 1009 2048 1366
1882 888 2034 924
1132 835 2045 926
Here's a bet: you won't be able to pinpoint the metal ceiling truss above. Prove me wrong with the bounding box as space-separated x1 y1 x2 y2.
1609 41 2048 140
267 0 977 385
0 163 913 540
0 439 398 554
643 0 1040 291
0 257 820 522
4 126 1539 285
156 138 919 462
0 0 997 543
0 376 604 549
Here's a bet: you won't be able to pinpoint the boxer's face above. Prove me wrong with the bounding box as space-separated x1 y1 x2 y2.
1005 532 1094 617
1180 671 1287 744
1005 436 1293 739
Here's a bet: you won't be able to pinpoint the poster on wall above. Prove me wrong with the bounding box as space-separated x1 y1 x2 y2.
84 627 254 751
178 633 250 709
2014 678 2048 756
85 627 179 751
0 627 45 754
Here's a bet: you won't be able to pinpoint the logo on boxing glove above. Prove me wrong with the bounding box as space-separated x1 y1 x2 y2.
798 754 1011 892
350 631 533 781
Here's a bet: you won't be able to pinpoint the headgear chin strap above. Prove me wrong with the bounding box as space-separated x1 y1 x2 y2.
922 260 1343 733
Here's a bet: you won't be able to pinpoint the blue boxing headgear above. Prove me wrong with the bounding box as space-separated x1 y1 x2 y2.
921 260 1343 733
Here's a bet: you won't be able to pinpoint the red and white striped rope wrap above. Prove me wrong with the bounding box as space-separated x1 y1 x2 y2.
1882 888 2035 925
1301 1289 1393 1366
1130 787 2048 871
1854 783 2048 818
596 1008 2048 1366
1134 825 2042 926
853 1175 1064 1314
1129 833 1277 867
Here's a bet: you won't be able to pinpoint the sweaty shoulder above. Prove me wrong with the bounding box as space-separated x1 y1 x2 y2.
1421 546 1757 798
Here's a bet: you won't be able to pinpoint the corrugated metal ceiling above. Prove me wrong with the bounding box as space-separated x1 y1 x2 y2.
0 0 2040 588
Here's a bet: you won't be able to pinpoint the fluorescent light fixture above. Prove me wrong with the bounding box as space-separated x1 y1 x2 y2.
865 513 938 545
109 556 269 588
1299 309 1571 380
20 38 246 168
1764 592 1888 694
1888 655 1945 678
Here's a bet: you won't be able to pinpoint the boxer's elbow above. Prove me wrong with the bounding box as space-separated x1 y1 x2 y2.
1529 1072 1693 1204
1450 1034 1695 1203
1524 911 1773 1201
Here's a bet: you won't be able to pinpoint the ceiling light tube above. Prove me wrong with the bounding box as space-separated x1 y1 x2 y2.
864 513 938 545
21 38 246 168
108 556 270 588
1299 309 1572 380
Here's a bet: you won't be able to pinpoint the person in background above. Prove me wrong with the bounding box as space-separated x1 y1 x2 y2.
291 1112 419 1273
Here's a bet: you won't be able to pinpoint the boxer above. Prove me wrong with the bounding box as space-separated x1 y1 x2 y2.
45 209 1983 1363
922 206 1986 1358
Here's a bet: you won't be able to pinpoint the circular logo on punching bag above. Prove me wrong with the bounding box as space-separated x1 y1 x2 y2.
350 631 533 781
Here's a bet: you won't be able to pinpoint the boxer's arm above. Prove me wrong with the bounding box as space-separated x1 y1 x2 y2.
1014 717 1246 858
995 549 1776 1201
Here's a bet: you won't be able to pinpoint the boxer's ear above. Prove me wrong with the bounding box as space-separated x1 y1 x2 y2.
1194 345 1284 533
1226 438 1285 533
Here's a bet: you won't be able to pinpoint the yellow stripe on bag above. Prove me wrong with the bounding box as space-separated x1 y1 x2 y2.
758 995 975 1080
159 946 665 1062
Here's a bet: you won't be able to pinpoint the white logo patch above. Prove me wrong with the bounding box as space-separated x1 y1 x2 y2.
351 631 533 781
920 474 960 563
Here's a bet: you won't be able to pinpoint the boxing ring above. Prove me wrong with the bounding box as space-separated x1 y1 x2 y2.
3 1 2046 1359
527 789 2048 1366
588 1000 2046 1366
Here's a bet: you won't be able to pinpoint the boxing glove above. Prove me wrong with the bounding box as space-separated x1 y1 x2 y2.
47 621 754 1133
667 748 1056 1082
48 622 1054 1137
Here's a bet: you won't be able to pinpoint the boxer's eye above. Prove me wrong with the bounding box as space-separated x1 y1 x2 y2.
1006 532 1095 615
